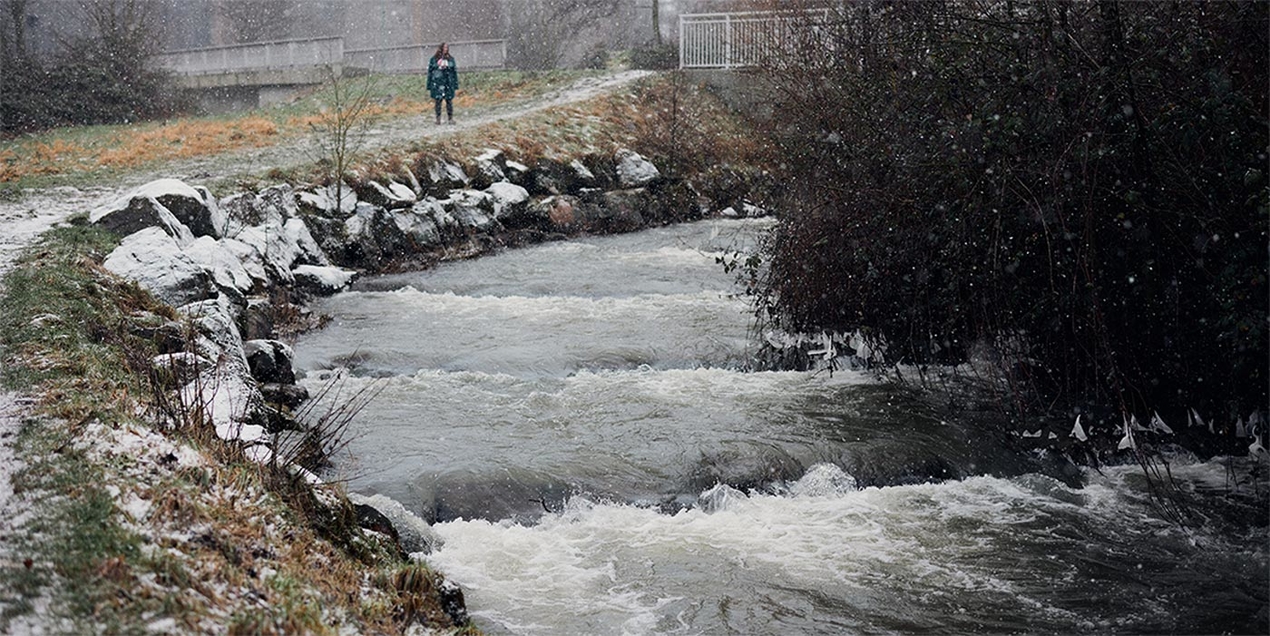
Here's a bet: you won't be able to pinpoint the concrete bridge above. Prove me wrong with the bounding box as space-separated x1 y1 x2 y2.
153 37 507 112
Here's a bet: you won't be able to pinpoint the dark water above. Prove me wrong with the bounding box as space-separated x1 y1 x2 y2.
293 219 1268 635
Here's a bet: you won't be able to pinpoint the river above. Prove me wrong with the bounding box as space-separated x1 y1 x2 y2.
293 218 1267 634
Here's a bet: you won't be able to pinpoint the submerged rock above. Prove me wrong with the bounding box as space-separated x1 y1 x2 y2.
347 492 444 555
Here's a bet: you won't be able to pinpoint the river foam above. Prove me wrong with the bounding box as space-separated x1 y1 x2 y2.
429 460 1267 635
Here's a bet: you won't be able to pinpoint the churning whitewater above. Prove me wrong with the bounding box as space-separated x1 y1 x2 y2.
293 218 1267 634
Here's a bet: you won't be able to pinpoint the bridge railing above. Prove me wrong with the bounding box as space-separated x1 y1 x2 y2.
345 39 507 73
679 9 831 70
156 37 508 78
154 37 345 76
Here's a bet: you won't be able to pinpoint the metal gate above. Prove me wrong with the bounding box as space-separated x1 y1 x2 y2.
679 9 830 70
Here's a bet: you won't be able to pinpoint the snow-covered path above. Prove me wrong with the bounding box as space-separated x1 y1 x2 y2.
0 68 651 633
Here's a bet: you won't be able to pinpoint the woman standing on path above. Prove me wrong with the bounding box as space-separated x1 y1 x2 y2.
428 42 459 125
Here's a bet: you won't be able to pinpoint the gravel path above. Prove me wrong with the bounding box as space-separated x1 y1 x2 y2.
0 68 651 633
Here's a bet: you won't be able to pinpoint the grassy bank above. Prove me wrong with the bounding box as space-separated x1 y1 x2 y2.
0 225 474 633
0 70 597 190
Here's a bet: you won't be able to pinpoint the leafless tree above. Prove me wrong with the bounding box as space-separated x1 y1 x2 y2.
310 65 377 212
0 0 29 62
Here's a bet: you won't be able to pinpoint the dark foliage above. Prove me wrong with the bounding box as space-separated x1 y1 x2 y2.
631 43 678 70
0 0 182 135
753 1 1268 422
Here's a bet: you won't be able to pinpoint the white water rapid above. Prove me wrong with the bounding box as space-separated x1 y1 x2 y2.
293 218 1267 635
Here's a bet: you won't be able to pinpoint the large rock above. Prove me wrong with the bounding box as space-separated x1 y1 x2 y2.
129 179 225 238
531 195 583 231
392 205 444 248
177 297 265 443
442 190 497 232
468 149 507 189
590 188 649 233
358 180 415 210
144 180 212 235
90 194 194 245
527 158 592 196
615 149 661 188
284 217 329 267
221 184 298 235
259 383 309 410
505 159 532 190
421 158 469 198
486 182 532 228
243 339 297 384
297 184 357 217
347 493 444 555
343 202 416 268
103 228 217 307
183 236 257 304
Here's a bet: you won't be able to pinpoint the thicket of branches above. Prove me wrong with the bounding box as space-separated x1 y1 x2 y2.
751 1 1268 424
0 0 181 134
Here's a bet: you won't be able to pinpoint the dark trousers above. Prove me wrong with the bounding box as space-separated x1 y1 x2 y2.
434 98 453 119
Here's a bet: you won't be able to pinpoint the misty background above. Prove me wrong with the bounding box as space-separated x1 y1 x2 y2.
6 0 754 70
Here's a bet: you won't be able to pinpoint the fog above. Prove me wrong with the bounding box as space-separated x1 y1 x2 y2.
4 0 723 68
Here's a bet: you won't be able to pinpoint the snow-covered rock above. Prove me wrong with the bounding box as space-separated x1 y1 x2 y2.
176 296 264 443
221 184 299 236
570 159 596 183
90 194 194 245
292 265 356 296
183 236 256 302
297 185 357 217
283 217 328 266
392 206 443 247
615 149 661 188
425 159 469 197
400 166 423 196
103 228 216 306
470 149 507 188
505 159 531 189
486 182 531 224
361 181 415 210
128 178 225 238
442 190 496 231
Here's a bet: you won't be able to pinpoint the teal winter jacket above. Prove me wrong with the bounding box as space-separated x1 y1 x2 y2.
427 55 458 100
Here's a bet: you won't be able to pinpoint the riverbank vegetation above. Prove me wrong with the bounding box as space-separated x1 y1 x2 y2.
747 1 1267 439
0 224 475 633
0 68 769 632
0 69 593 188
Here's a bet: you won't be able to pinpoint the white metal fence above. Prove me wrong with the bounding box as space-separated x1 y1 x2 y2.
153 37 345 76
679 9 830 69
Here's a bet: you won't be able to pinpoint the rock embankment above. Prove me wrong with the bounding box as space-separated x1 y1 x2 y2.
89 145 768 526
